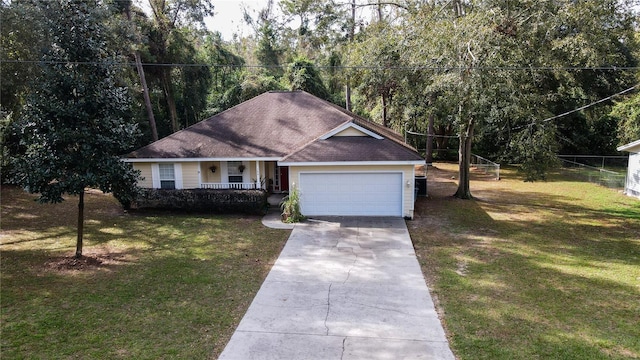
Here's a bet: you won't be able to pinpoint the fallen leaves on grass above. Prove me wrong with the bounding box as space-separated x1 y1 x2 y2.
43 252 130 273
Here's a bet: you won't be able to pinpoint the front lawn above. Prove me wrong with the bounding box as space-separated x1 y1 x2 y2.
4 164 639 359
410 163 640 360
0 186 290 359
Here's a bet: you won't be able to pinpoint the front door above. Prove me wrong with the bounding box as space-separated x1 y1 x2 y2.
279 166 289 192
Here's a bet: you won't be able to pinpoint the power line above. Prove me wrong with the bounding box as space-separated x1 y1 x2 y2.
405 83 640 135
1 59 639 72
506 83 640 132
540 83 639 123
405 129 459 138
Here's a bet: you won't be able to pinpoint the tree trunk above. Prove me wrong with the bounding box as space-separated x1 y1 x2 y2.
345 0 355 112
161 70 179 133
75 190 84 258
435 127 445 150
349 0 355 40
135 51 158 141
435 123 453 153
426 113 435 164
125 6 158 142
345 81 352 111
454 118 475 199
381 93 388 127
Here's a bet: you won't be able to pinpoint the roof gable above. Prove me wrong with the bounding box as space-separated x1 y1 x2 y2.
617 139 640 153
280 136 424 164
320 122 383 139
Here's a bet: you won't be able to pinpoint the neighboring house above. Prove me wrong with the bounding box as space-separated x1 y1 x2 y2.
617 139 640 199
124 91 425 218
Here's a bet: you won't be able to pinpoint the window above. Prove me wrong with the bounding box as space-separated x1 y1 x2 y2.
228 161 243 183
158 163 175 189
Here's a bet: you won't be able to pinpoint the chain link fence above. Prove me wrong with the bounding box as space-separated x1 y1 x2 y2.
558 157 627 189
471 154 501 180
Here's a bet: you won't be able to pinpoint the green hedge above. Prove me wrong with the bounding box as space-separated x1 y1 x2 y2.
133 188 268 214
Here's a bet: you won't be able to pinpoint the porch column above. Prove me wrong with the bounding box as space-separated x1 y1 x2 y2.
255 161 261 189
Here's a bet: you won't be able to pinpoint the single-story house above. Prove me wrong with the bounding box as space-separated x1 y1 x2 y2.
617 139 640 198
124 91 425 218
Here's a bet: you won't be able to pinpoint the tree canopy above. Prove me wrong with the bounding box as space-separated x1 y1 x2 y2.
2 0 639 198
8 0 141 258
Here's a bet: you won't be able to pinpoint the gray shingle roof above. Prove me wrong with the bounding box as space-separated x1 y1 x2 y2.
280 137 424 163
126 91 423 162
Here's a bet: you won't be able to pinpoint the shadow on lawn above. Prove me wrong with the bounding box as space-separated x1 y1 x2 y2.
475 191 639 263
1 185 290 359
2 246 271 358
412 171 640 359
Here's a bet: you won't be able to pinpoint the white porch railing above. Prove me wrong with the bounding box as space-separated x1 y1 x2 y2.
201 182 259 190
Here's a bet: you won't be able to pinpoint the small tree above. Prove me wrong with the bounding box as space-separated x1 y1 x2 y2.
285 56 330 99
10 0 140 258
255 18 283 79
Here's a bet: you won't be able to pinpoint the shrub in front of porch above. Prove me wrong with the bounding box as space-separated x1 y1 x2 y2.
280 186 305 223
132 189 268 214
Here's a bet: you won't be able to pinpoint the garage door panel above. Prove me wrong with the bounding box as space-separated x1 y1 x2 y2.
299 173 402 217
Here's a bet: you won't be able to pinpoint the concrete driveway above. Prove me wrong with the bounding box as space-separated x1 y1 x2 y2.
218 217 455 360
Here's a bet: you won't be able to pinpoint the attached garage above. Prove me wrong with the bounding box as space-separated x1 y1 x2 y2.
298 172 404 216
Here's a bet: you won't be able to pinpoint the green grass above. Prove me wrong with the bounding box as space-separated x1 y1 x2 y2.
410 163 640 360
4 167 639 359
1 186 290 359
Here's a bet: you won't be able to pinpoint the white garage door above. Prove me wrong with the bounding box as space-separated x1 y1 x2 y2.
299 172 403 216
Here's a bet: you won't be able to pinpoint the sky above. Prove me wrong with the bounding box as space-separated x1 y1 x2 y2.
206 0 273 40
176 0 640 41
134 0 273 40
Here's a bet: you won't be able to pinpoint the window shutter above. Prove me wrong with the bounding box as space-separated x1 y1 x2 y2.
174 163 183 189
197 161 202 188
151 164 160 188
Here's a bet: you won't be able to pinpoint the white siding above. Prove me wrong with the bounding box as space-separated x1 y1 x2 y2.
626 152 640 198
151 164 160 188
174 163 183 189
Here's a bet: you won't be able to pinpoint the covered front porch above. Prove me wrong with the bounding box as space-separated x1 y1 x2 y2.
199 160 289 193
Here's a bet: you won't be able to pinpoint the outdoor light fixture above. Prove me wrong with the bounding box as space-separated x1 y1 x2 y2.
209 165 217 173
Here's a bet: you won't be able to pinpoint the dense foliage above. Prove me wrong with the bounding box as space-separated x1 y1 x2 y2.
2 0 639 192
5 0 141 257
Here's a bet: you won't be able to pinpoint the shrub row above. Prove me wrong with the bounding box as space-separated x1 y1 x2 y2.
132 188 268 214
